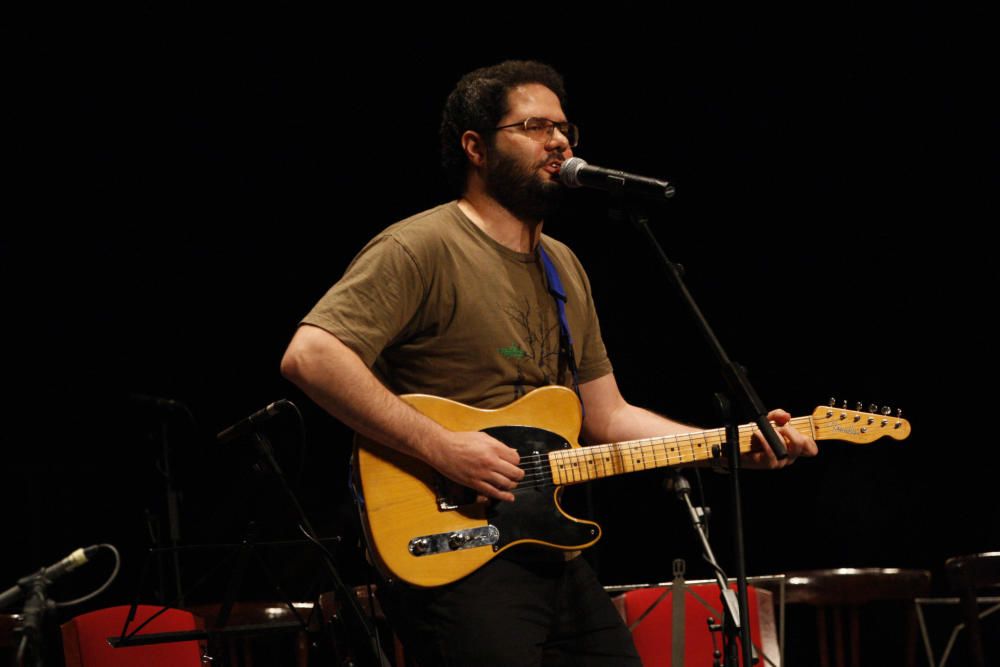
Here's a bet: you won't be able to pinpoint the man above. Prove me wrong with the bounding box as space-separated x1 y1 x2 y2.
281 60 817 666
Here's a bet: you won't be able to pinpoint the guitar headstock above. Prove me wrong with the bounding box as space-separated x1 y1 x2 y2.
811 400 911 444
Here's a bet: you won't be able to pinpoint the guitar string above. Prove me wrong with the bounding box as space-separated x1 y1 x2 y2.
513 432 893 487
413 414 906 494
516 434 761 488
508 415 899 469
509 417 813 470
505 418 905 489
511 424 902 490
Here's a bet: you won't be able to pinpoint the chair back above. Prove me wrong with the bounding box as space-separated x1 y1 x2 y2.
776 568 931 667
945 551 1000 667
610 582 779 666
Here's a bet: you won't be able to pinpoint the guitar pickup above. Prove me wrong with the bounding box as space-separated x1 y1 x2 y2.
435 475 478 511
408 525 500 557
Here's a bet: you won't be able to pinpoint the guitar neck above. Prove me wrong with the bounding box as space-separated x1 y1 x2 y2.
549 417 815 484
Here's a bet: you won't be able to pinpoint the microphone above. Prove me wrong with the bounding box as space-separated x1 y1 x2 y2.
559 157 675 200
35 546 100 581
0 546 100 610
216 399 292 444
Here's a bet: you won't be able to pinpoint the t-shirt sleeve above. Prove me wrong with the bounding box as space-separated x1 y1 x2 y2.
300 235 426 367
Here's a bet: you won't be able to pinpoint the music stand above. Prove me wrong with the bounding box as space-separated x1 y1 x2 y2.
109 534 335 656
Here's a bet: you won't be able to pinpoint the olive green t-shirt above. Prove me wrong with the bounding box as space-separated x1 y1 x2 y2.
302 201 612 409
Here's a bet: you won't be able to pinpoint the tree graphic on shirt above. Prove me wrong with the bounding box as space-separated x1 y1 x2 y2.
500 297 561 399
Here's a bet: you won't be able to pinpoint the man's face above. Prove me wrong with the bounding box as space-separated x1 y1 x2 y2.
483 83 574 222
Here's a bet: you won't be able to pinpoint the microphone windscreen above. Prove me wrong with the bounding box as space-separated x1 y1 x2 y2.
559 157 588 188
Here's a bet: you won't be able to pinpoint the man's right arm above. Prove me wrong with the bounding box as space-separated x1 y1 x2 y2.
280 324 524 501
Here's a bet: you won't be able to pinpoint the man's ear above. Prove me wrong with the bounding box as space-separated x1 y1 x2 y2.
460 130 488 168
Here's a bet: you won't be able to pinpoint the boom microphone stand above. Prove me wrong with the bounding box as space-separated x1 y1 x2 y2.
617 199 788 667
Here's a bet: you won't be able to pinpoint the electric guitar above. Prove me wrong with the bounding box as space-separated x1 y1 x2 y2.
353 386 910 588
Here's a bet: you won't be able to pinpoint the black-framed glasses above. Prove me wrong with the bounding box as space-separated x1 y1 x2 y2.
493 117 579 147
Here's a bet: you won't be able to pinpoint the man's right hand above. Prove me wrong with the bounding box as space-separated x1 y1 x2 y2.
428 431 525 503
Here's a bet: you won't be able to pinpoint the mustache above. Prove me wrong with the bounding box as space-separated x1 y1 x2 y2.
541 151 566 166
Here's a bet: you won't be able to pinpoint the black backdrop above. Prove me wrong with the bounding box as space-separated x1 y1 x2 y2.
4 7 997 662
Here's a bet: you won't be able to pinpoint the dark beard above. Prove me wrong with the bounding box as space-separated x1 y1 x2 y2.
484 146 565 223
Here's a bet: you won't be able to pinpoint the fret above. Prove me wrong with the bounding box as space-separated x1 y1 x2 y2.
687 434 699 463
652 439 670 467
579 449 598 482
568 448 583 483
663 435 680 464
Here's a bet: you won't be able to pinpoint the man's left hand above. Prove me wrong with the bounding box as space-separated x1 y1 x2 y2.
742 409 819 469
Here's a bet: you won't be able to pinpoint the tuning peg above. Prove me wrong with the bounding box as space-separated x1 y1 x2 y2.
897 408 903 418
881 406 891 416
869 403 878 413
842 399 848 410
829 397 836 407
856 401 863 411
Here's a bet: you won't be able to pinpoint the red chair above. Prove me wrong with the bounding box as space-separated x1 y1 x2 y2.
61 604 206 667
612 582 778 666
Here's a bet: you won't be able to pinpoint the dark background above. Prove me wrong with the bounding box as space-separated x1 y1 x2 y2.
3 7 997 663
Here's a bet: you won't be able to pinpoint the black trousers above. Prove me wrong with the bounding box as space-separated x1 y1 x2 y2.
379 554 641 667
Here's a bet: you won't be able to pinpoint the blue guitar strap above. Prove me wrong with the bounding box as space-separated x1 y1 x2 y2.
537 243 584 415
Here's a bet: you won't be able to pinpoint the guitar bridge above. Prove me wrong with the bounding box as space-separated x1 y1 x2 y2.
408 525 500 557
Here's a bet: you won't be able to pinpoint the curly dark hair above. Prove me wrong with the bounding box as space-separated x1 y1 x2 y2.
440 60 568 194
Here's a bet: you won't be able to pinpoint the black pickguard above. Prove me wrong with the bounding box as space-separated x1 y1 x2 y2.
478 425 599 550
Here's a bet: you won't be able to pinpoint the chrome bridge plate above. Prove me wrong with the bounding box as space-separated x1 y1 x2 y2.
408 525 500 557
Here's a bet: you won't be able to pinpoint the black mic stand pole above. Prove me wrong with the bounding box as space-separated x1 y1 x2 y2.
133 395 191 607
719 393 751 667
621 206 789 464
249 429 390 667
621 203 787 667
157 414 185 607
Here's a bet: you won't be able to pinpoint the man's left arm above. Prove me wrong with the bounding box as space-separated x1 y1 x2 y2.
578 373 818 469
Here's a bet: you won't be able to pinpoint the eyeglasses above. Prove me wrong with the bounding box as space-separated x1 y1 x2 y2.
493 117 579 147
